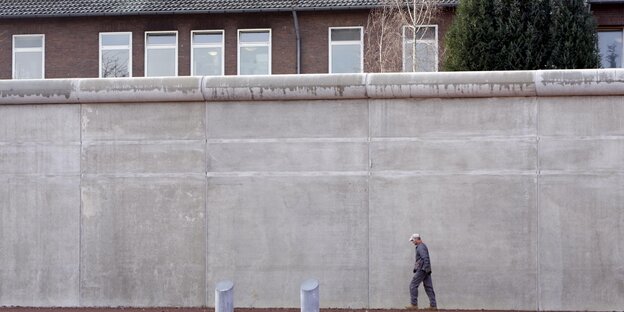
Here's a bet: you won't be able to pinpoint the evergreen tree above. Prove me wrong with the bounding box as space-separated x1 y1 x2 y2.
443 0 600 71
546 0 600 69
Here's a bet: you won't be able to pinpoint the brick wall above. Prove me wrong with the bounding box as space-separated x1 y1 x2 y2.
592 4 624 27
0 11 374 79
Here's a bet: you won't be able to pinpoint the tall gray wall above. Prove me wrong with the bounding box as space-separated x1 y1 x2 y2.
0 70 623 311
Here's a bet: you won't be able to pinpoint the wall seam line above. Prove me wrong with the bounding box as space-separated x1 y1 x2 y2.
204 97 210 308
366 85 372 309
536 95 541 312
78 101 83 307
201 75 208 102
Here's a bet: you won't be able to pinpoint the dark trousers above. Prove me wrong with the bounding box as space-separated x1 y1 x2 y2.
409 270 437 307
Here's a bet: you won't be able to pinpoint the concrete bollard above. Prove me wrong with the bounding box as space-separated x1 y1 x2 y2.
300 278 319 312
215 280 234 312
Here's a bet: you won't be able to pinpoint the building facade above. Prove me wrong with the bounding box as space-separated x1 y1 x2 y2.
593 0 624 68
0 0 622 80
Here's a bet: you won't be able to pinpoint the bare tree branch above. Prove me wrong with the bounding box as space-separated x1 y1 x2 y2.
365 0 439 72
101 54 129 78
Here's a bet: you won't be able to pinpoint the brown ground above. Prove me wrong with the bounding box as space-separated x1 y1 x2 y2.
0 307 542 312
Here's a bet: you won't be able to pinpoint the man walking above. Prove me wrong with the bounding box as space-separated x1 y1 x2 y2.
407 233 437 310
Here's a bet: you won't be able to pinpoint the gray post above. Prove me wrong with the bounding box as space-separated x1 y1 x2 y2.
300 278 319 312
215 280 234 312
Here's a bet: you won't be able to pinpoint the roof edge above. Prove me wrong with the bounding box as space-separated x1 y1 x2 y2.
588 0 624 3
0 6 373 19
0 2 458 20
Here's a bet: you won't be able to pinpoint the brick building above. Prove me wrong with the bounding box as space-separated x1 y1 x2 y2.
592 0 624 68
0 0 622 80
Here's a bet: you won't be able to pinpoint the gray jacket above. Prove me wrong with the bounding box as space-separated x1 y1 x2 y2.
414 243 432 273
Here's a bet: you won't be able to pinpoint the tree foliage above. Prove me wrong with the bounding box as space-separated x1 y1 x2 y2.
443 0 600 71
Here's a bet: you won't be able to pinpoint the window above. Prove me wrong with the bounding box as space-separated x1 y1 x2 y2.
145 31 177 77
329 27 363 73
99 32 132 78
191 30 224 76
238 29 271 75
598 30 623 68
13 34 44 79
403 25 438 72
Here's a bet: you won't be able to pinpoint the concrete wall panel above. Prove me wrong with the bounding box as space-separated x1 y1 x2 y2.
206 100 368 139
0 177 80 306
82 103 205 141
0 144 80 175
207 142 368 172
0 104 80 142
82 142 206 174
369 175 537 310
540 138 624 171
80 177 206 307
206 176 369 308
539 96 624 136
539 175 624 311
370 98 537 138
371 139 536 172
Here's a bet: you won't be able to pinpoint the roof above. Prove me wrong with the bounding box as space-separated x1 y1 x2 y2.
589 0 624 3
0 0 459 19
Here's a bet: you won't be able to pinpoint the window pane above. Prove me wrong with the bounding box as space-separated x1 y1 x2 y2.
240 46 269 75
14 51 43 79
331 44 361 73
14 36 43 48
147 33 176 45
404 40 437 72
331 28 361 41
101 49 130 77
415 41 436 72
193 47 222 76
414 27 436 40
193 32 222 44
102 33 130 46
240 31 270 43
598 31 622 68
146 48 176 76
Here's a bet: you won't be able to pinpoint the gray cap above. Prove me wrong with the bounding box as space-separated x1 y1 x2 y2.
409 233 420 242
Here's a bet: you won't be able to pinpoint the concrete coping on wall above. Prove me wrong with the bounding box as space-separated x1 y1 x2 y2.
1 69 623 104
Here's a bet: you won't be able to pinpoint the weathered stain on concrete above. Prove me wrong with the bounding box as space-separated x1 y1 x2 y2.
0 79 78 103
2 70 624 104
77 77 204 103
536 69 624 96
202 74 366 101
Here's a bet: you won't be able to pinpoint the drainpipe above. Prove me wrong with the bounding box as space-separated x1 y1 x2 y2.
292 9 301 74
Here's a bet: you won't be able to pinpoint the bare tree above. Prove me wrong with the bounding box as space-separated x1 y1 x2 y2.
365 0 439 72
0 30 7 46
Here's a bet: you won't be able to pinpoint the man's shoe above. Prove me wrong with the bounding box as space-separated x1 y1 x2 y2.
405 304 418 310
429 307 437 310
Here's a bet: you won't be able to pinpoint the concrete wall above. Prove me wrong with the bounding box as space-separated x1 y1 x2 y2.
0 69 623 311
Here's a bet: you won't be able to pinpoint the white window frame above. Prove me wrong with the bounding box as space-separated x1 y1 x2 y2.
597 28 624 68
12 34 45 79
328 26 364 74
144 31 178 77
402 24 439 72
99 32 133 78
237 28 272 75
191 30 225 76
